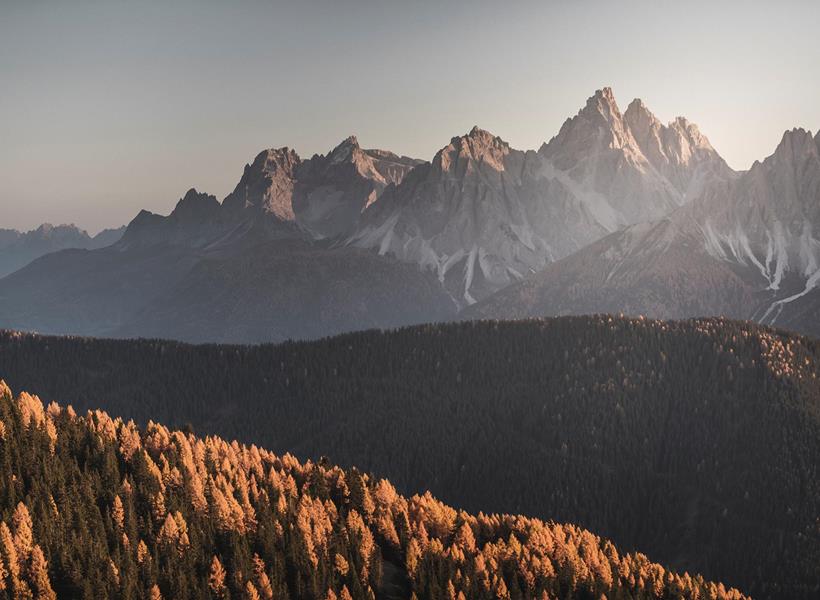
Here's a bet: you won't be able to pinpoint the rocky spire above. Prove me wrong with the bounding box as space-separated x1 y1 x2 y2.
622 96 731 194
768 128 819 167
541 87 637 168
433 126 512 175
327 135 361 164
170 189 220 223
221 147 301 221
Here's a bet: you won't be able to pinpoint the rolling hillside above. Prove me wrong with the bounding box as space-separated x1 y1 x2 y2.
0 381 747 599
1 317 818 598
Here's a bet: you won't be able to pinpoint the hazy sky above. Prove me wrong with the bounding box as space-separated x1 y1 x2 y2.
2 0 819 233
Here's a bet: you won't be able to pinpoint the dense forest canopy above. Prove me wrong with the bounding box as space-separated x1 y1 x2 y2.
0 317 818 599
0 382 748 599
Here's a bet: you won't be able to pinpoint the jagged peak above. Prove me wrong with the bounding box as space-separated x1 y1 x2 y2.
449 125 507 148
780 126 813 140
591 86 616 105
777 127 816 150
624 97 658 118
548 87 625 138
328 135 362 164
335 134 359 148
253 146 300 164
245 147 301 178
541 87 631 158
624 98 662 131
767 127 819 165
669 117 714 150
25 223 89 239
429 126 511 173
35 223 80 232
180 187 208 202
122 209 163 235
623 98 718 161
583 87 620 116
626 97 648 110
171 188 220 220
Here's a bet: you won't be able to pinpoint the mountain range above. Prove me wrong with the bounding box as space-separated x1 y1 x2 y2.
467 127 820 337
0 223 124 278
0 87 817 342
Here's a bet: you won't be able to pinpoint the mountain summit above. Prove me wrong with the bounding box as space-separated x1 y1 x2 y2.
5 87 818 342
468 126 820 336
350 88 732 304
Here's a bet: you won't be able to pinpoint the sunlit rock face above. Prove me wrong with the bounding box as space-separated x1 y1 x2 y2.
466 127 820 338
350 88 732 305
292 136 422 238
119 137 422 251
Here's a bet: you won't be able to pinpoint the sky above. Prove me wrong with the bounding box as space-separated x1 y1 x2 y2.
1 0 819 233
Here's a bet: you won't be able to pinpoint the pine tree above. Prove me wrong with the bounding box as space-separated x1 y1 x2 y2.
252 554 274 600
244 581 261 600
112 495 125 532
208 556 227 598
28 546 56 600
12 503 34 562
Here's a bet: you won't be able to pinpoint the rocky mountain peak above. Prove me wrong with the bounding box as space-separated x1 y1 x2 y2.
29 223 89 242
581 87 623 126
623 98 661 131
670 117 711 152
255 147 301 176
435 127 511 174
622 98 728 190
750 127 820 183
770 128 818 164
542 87 635 166
170 188 221 223
222 147 301 220
328 135 362 164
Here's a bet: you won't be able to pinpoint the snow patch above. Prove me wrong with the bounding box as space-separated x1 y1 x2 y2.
760 267 820 324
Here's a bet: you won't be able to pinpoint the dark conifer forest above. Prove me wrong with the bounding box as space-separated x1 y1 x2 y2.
1 316 819 599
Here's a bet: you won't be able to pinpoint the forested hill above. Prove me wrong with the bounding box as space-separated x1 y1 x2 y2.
0 317 819 598
0 382 747 600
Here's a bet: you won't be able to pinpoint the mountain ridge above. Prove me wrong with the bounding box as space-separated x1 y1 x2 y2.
3 86 819 342
0 223 125 278
467 125 820 335
349 87 734 304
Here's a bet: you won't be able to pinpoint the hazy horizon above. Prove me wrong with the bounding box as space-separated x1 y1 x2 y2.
2 0 819 233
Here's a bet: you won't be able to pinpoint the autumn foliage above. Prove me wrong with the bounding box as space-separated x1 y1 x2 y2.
0 380 748 599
